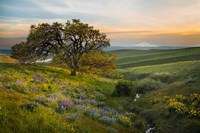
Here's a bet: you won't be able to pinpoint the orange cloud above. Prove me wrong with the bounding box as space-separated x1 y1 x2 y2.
0 23 30 38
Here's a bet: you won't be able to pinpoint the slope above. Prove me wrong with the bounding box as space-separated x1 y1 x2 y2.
112 47 200 68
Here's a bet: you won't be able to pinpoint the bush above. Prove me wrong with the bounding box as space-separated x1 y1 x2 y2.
84 99 98 106
135 78 162 94
167 94 200 117
99 116 117 125
150 72 175 83
133 119 145 129
130 106 142 114
21 103 38 112
94 91 106 101
100 107 118 116
77 93 88 99
35 96 49 106
66 113 80 122
112 80 135 96
56 99 76 113
117 115 132 127
123 72 149 80
84 108 100 120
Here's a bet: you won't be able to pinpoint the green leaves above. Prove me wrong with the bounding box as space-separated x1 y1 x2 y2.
11 19 112 76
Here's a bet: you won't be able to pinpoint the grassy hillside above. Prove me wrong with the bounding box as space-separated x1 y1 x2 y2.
0 54 17 63
120 60 200 80
0 47 199 133
113 47 200 68
0 63 141 133
111 48 200 133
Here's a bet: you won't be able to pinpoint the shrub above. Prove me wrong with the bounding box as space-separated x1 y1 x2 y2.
168 98 188 115
142 110 155 123
132 119 145 129
73 99 83 105
130 106 141 114
99 116 117 125
150 98 161 104
56 99 76 113
76 104 89 111
112 80 135 96
66 113 80 122
35 96 49 106
84 99 98 106
167 94 200 117
84 108 100 120
77 93 88 99
100 107 119 116
94 91 106 101
123 72 149 80
21 103 38 112
98 101 106 107
117 115 132 127
150 72 175 83
135 78 162 94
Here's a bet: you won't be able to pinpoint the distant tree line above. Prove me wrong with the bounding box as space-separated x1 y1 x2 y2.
11 19 116 76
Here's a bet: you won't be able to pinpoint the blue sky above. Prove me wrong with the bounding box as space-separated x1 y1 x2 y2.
0 0 200 48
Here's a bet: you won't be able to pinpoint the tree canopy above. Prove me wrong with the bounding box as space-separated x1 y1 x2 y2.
11 19 114 76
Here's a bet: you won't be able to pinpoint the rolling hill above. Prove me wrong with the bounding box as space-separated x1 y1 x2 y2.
0 47 200 133
112 47 200 68
110 47 200 133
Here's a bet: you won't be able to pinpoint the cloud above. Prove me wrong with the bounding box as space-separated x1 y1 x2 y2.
109 31 200 46
28 0 200 32
0 0 200 48
0 23 30 38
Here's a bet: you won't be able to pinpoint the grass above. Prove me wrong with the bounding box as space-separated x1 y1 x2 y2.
114 60 200 132
120 60 200 80
0 62 138 132
0 54 17 63
1 47 200 133
113 47 200 68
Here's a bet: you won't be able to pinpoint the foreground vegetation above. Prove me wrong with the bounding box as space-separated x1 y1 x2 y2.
110 48 200 133
113 60 200 133
0 47 200 132
0 62 138 132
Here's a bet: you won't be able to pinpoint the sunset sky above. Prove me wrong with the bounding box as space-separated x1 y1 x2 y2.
0 0 200 49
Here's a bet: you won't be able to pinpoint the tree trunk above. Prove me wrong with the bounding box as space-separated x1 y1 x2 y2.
71 69 76 76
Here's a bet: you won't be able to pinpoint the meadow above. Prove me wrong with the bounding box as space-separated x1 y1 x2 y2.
0 47 200 133
113 47 200 68
113 47 200 133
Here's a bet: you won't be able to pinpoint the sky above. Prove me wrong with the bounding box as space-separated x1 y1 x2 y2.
0 0 200 49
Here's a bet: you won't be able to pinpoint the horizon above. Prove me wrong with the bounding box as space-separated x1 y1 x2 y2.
1 0 200 49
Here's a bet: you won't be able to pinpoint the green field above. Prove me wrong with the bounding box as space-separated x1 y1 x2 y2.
111 47 200 133
0 47 200 133
113 47 200 68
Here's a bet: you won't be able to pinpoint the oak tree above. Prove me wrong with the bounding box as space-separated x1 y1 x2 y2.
11 19 111 76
